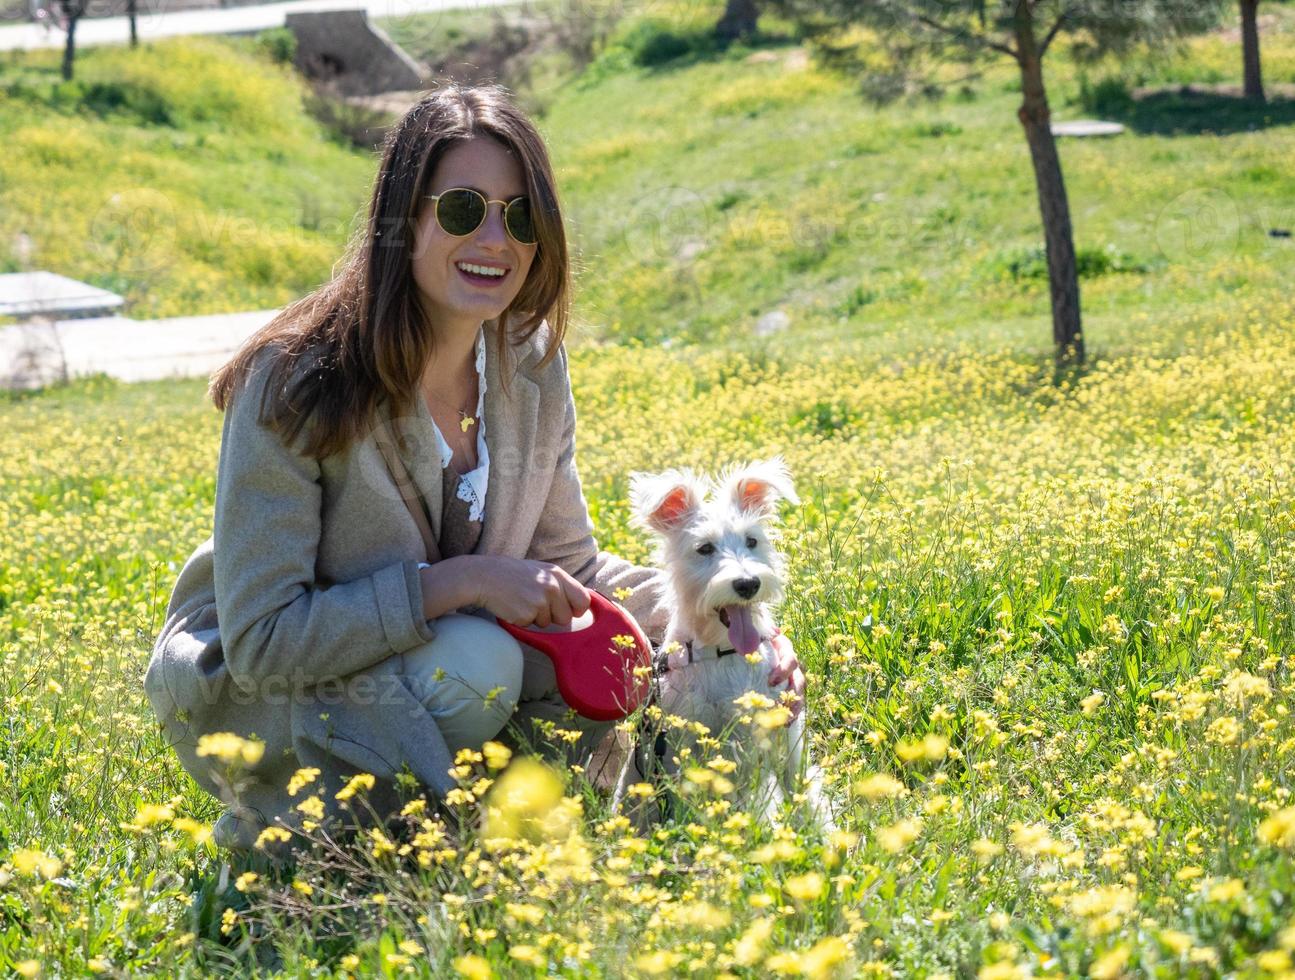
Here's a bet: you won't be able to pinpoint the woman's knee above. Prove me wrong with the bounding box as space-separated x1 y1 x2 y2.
402 614 524 730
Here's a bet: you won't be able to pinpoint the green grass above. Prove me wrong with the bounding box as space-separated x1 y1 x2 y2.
0 37 374 317
3 6 1295 976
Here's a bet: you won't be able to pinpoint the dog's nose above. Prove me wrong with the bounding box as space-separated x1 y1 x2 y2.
733 577 761 599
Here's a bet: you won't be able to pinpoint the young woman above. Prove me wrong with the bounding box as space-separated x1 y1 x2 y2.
145 83 804 853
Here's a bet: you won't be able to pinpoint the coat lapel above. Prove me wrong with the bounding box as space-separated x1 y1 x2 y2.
477 324 539 556
385 320 539 558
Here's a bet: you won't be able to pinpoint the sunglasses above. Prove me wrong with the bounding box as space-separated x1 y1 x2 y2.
424 187 537 245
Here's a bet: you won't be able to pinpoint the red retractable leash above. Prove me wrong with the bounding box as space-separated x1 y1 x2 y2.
495 590 653 721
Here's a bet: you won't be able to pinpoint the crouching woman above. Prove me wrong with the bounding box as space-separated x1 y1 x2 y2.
144 83 804 855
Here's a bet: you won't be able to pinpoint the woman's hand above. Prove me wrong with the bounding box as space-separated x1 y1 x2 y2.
767 632 806 721
464 555 591 628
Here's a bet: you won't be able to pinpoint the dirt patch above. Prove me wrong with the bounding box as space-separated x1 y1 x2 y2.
744 46 810 71
1132 80 1295 101
1214 12 1283 44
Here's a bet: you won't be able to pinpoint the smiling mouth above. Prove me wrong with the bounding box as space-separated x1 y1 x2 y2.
456 261 510 286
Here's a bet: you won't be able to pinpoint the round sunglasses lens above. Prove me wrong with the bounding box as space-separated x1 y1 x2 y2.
505 199 536 244
437 189 485 236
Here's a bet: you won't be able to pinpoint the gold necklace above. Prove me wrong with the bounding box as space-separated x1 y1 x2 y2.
425 369 478 434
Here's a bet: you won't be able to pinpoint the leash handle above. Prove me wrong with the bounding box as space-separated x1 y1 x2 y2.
495 590 653 721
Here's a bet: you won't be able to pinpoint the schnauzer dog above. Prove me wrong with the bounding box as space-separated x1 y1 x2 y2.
612 457 833 830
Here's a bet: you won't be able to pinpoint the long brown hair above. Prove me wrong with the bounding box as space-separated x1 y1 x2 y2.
209 83 571 461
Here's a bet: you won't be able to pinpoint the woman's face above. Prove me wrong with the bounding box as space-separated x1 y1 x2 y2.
411 136 539 338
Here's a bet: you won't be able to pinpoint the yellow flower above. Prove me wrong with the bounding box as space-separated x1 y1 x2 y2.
12 848 63 879
15 961 41 978
733 917 774 966
800 936 852 978
1091 945 1129 980
506 902 545 926
1207 878 1245 903
452 953 494 979
171 817 213 845
877 817 924 853
1080 690 1106 714
784 871 826 902
1257 950 1292 972
1205 716 1241 746
852 773 905 801
1159 930 1193 955
635 950 684 974
482 758 569 845
220 908 239 936
509 945 546 968
335 772 376 802
234 871 259 892
755 706 793 729
1259 807 1295 848
734 691 776 710
286 766 320 796
978 962 1025 979
195 732 264 766
482 741 512 770
254 827 292 849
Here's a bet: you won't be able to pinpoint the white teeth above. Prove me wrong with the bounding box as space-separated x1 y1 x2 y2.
457 262 506 278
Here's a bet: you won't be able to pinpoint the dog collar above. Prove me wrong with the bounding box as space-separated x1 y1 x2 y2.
659 628 782 672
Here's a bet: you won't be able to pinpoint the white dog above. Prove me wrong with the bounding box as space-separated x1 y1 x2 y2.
612 457 833 830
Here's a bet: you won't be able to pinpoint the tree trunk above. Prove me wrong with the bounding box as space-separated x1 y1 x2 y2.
129 0 138 47
717 0 759 42
61 8 78 80
1014 4 1083 365
1240 0 1265 103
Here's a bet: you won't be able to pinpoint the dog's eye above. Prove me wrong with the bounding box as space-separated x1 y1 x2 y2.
696 543 715 556
746 536 758 549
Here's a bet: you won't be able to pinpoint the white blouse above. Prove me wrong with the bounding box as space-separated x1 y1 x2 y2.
426 325 489 523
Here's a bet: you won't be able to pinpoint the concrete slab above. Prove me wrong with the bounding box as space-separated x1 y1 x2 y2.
0 271 124 319
1051 119 1126 138
0 308 278 389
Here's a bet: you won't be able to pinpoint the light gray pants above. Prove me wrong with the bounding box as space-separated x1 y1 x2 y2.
400 611 612 769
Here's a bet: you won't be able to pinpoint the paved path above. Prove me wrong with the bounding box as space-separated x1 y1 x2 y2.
0 310 278 388
0 0 513 51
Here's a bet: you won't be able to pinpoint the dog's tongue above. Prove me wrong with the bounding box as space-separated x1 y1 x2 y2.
724 605 761 655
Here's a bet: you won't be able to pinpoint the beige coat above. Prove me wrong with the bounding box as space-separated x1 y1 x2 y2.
144 320 670 851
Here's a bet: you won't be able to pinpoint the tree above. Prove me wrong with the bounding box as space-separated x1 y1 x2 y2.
1239 0 1264 102
717 0 760 42
55 0 87 81
766 0 1227 365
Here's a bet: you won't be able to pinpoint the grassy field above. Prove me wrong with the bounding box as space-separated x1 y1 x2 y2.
3 4 1295 977
0 36 374 317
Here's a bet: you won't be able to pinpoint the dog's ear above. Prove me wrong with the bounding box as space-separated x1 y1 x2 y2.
721 456 799 516
630 469 706 533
